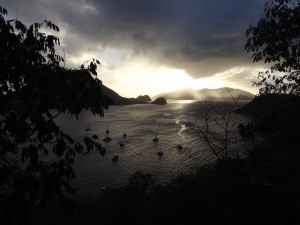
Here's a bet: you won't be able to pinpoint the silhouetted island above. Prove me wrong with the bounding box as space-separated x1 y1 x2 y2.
102 85 254 105
152 97 167 105
102 85 151 105
136 95 152 102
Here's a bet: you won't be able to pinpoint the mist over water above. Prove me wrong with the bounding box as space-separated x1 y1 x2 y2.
55 100 251 199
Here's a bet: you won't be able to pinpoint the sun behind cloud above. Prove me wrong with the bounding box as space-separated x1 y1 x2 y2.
63 46 259 98
98 54 259 98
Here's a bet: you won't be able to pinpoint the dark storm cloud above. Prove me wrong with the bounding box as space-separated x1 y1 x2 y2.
2 0 266 77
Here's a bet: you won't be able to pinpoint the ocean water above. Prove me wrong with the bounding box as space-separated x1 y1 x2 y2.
54 100 251 199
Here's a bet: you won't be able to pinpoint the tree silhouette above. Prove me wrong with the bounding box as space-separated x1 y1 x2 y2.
186 97 241 159
243 0 300 137
0 6 108 223
245 0 300 95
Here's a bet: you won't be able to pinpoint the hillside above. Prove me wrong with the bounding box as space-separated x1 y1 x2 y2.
153 87 254 100
102 85 151 105
235 94 300 115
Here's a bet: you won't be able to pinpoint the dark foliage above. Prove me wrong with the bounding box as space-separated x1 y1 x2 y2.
246 0 300 95
0 6 108 224
43 152 300 225
151 97 167 105
243 0 300 149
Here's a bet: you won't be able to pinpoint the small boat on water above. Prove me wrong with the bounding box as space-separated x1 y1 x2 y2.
157 149 163 156
177 144 183 150
112 155 119 161
119 139 125 147
104 134 112 142
153 133 159 143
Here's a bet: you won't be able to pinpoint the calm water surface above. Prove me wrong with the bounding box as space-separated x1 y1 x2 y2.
55 100 251 199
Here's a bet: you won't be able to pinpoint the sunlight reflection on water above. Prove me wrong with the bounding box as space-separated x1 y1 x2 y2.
54 100 251 199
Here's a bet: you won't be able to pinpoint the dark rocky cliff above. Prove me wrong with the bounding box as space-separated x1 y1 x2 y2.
102 85 151 105
152 97 167 105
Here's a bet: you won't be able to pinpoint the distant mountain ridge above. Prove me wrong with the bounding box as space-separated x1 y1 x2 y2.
153 87 254 100
102 85 151 105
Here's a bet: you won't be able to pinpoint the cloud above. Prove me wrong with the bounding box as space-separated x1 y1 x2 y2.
3 0 266 79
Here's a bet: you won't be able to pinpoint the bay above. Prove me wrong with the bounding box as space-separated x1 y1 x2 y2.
54 100 251 199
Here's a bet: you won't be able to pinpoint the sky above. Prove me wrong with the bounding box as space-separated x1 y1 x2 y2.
1 0 268 97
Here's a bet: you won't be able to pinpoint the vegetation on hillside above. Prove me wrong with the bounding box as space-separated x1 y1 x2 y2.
1 0 300 224
0 6 108 224
246 0 300 95
102 85 151 105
